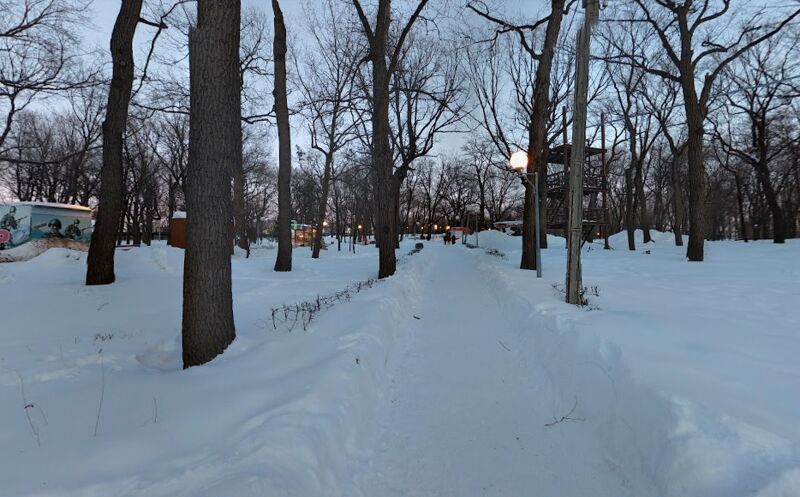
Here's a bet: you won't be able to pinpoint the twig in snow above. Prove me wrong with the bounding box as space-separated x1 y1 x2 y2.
544 398 585 427
93 349 105 437
152 397 158 424
10 370 40 447
497 340 512 352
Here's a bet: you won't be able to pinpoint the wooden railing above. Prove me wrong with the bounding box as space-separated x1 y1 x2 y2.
547 207 608 226
546 171 607 191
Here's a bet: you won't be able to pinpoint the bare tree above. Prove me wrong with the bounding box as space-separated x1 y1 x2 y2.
467 0 571 271
608 0 800 260
351 0 431 279
86 0 145 285
0 0 92 158
711 35 797 243
272 0 292 271
182 0 241 368
298 0 362 259
389 33 465 247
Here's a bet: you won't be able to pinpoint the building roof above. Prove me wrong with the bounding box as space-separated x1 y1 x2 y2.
6 201 91 212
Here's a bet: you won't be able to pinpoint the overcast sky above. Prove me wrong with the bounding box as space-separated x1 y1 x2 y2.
81 0 552 157
86 0 550 53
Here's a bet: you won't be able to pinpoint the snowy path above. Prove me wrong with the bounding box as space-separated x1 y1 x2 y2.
351 244 652 497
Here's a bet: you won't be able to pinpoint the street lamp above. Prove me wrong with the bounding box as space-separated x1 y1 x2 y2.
509 150 542 278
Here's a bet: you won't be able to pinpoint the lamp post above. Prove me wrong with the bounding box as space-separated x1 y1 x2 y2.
509 150 542 278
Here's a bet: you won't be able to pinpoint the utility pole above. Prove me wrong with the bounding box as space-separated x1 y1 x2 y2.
566 0 599 305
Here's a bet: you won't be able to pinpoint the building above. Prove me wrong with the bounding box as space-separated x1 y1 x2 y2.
0 202 93 251
494 220 523 235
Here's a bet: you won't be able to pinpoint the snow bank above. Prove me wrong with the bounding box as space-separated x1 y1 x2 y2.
0 238 88 263
0 241 429 496
470 249 675 495
465 229 800 496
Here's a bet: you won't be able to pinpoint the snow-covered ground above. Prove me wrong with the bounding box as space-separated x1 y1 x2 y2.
468 230 800 497
0 233 798 496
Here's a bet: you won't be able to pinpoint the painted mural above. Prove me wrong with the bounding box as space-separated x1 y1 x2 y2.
0 204 92 250
0 204 32 249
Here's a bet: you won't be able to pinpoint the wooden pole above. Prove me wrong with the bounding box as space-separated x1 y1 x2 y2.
566 0 599 305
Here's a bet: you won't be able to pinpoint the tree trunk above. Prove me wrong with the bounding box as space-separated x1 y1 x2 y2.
182 0 240 368
370 2 396 278
625 167 636 251
754 163 785 244
86 0 143 285
670 153 684 246
273 0 293 271
680 55 707 260
312 152 333 258
525 0 566 260
634 160 651 243
232 158 248 252
733 173 748 242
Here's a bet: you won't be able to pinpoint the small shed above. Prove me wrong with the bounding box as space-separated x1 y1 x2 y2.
169 211 187 248
0 202 93 251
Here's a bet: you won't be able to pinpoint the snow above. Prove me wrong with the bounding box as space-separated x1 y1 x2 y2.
1 233 798 496
0 239 89 263
5 201 92 212
468 229 800 496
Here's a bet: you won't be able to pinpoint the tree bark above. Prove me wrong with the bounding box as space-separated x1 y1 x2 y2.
232 158 249 253
522 0 566 269
634 160 651 243
86 0 143 285
625 167 636 250
670 152 684 246
733 173 748 242
273 0 293 271
182 0 240 368
312 152 333 259
369 2 396 278
684 103 706 260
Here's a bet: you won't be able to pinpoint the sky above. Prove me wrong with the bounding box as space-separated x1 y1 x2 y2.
82 0 551 158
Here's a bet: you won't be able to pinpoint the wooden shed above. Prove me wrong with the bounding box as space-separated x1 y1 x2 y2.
169 211 187 248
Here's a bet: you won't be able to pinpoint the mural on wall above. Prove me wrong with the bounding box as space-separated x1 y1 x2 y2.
0 205 32 249
30 213 92 242
0 205 92 250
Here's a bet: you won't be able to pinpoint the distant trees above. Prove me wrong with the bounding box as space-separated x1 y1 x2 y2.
1 0 798 303
0 0 93 159
466 0 570 270
297 0 362 259
606 0 800 260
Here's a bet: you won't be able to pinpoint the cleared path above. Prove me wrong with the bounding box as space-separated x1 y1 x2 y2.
351 244 644 497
